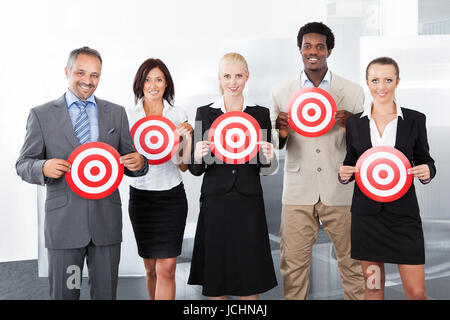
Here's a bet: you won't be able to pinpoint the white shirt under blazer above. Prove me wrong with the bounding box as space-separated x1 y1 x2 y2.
127 99 188 191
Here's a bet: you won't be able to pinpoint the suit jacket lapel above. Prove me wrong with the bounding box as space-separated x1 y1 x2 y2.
329 72 345 108
207 107 222 126
96 97 109 143
394 109 407 151
53 95 80 149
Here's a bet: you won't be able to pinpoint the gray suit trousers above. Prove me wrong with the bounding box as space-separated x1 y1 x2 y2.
47 241 121 300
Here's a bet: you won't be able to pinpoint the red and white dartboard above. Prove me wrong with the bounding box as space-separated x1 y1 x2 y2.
65 142 124 200
208 111 262 164
355 146 413 202
287 87 337 137
130 116 180 165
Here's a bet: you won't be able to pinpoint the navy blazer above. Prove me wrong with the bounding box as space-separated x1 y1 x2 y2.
343 107 436 217
189 103 276 195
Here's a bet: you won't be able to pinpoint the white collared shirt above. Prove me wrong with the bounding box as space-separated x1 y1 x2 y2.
127 99 188 191
210 95 257 113
300 69 331 92
360 95 403 147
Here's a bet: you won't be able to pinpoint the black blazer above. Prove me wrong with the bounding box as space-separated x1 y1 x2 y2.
189 103 277 195
343 107 436 216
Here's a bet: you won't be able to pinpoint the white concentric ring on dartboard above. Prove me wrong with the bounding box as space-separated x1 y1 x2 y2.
355 146 413 203
208 111 262 164
65 142 124 200
286 87 337 137
130 115 180 165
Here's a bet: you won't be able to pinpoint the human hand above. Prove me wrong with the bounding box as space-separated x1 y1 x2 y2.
339 165 359 181
259 141 274 162
335 110 353 128
194 141 212 163
175 122 193 137
407 164 430 180
275 112 290 138
42 158 71 179
120 152 145 171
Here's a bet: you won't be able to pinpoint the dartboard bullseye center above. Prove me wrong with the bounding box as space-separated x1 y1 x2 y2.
130 115 180 165
287 87 337 137
65 142 124 199
355 146 412 202
208 111 262 164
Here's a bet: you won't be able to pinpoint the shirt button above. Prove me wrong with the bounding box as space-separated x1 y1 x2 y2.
232 169 236 174
316 149 321 153
317 168 322 172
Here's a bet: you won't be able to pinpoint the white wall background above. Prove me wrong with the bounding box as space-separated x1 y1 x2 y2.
2 0 449 278
0 0 327 266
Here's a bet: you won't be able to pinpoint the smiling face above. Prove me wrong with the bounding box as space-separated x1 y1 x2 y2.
366 63 400 104
65 53 101 101
143 67 167 103
300 33 331 73
218 61 249 98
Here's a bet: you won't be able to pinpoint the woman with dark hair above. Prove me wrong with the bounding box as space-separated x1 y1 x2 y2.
339 57 436 300
127 58 193 300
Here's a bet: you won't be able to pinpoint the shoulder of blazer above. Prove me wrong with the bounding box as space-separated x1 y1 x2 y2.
400 107 425 121
271 77 298 95
330 72 364 100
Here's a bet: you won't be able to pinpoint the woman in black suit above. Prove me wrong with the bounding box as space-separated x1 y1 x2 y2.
339 57 436 300
187 52 278 299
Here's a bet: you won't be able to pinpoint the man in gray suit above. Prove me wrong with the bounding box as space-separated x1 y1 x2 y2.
16 47 148 300
271 22 365 299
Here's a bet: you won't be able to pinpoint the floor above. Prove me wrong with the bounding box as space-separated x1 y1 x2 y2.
1 220 449 300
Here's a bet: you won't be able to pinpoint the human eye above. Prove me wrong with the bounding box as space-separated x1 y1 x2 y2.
224 74 231 79
303 44 311 49
317 44 325 50
371 79 378 84
386 78 393 83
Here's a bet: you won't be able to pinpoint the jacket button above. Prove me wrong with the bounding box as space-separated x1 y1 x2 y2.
316 149 321 153
232 169 236 174
317 168 322 172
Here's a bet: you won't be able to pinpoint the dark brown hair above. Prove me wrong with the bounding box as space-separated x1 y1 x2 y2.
365 56 400 79
133 58 175 105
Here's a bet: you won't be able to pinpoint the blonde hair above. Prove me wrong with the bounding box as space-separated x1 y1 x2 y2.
218 52 249 94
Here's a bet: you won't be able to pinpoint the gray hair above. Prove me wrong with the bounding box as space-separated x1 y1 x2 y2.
66 46 102 71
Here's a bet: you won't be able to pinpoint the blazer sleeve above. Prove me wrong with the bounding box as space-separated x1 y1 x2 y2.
341 116 359 183
16 109 48 186
188 107 207 176
413 113 436 182
259 107 278 175
118 106 149 177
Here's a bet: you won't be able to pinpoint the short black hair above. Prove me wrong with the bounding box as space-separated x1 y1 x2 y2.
297 22 335 50
133 58 175 105
67 46 102 71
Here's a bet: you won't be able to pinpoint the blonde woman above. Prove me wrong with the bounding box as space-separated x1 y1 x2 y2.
188 53 278 299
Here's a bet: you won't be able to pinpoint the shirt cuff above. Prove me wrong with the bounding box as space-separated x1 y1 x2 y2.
338 173 351 185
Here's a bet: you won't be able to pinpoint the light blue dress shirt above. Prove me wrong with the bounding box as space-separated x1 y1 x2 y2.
65 89 99 142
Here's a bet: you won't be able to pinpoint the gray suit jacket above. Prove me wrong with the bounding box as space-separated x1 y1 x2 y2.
16 95 148 249
270 72 364 206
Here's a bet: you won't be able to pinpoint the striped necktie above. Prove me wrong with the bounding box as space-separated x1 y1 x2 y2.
74 101 90 144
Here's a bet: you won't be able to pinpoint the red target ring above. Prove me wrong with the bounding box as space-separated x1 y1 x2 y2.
355 146 413 202
65 142 124 199
130 116 180 165
287 87 337 137
208 111 262 164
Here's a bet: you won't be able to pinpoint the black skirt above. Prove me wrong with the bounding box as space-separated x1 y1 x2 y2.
188 187 278 297
128 183 188 259
351 208 425 265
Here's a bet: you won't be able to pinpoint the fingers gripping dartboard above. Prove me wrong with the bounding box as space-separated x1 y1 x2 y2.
355 146 413 202
65 142 124 199
130 116 180 165
287 87 337 137
208 111 262 164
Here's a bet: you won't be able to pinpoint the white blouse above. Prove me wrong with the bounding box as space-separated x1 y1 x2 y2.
127 99 188 191
360 96 403 147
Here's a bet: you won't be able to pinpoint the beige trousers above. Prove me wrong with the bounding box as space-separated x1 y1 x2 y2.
280 201 364 300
